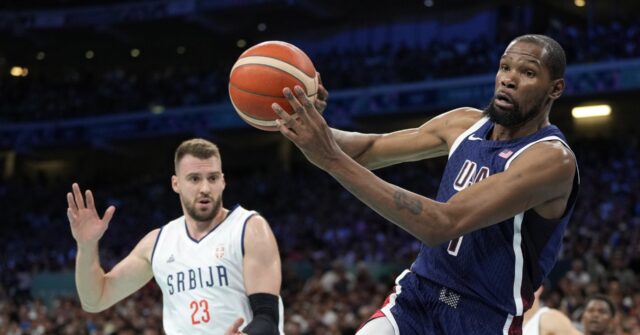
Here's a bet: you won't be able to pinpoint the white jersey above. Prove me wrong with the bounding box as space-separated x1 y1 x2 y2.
152 205 282 334
522 307 550 335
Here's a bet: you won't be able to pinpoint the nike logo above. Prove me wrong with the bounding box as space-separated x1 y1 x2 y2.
467 134 483 141
167 255 175 263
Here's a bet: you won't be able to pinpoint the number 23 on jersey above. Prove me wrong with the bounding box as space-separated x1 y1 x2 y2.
190 299 211 325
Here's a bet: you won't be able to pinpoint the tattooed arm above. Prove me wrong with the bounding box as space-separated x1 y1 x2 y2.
322 142 575 247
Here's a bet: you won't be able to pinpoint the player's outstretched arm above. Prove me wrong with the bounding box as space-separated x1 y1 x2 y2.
273 86 576 247
330 107 480 170
241 215 282 334
68 183 155 312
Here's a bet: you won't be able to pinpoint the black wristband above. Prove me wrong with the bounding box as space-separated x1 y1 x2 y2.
242 293 279 335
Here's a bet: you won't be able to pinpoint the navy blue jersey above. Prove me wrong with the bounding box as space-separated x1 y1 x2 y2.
411 115 579 317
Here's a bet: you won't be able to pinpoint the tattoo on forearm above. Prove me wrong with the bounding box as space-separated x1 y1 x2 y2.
393 191 423 215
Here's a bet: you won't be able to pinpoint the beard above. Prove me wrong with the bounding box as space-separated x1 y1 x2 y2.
483 95 545 128
183 195 222 222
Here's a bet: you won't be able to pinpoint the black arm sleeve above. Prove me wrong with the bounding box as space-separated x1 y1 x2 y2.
242 293 279 335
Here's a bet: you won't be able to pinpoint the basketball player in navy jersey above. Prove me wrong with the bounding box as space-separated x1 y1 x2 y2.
67 138 283 335
272 34 579 334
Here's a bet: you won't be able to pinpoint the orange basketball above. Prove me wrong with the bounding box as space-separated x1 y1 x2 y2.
228 41 318 131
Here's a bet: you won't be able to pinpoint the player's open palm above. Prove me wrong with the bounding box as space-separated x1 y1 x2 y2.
66 183 115 245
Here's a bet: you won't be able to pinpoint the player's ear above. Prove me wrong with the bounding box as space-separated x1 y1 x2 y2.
171 175 179 193
549 78 564 100
221 173 226 189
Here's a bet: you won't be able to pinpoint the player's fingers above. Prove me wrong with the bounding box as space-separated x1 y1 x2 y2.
67 192 78 212
317 73 329 100
293 86 316 111
282 87 308 123
72 183 86 209
102 205 116 224
294 86 321 123
67 208 76 224
85 190 95 211
272 97 296 124
275 118 299 141
272 102 299 129
314 99 327 114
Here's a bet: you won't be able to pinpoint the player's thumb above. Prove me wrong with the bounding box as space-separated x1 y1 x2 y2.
102 205 116 224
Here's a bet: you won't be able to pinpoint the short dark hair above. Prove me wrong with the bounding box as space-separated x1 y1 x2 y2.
511 34 566 80
584 294 616 317
174 138 221 172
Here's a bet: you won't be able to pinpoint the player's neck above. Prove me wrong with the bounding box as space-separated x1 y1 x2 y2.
490 117 550 141
186 208 229 240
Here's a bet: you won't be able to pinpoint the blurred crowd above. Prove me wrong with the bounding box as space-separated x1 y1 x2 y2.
1 19 640 122
0 135 639 334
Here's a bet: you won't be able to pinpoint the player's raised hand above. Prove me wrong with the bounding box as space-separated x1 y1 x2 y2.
272 85 344 170
66 183 115 246
224 317 247 335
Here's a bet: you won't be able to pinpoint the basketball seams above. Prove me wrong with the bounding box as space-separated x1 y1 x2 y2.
231 56 317 95
229 81 318 99
239 51 315 77
229 64 306 97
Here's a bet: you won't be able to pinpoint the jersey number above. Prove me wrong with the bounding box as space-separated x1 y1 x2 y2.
190 299 211 325
447 236 463 256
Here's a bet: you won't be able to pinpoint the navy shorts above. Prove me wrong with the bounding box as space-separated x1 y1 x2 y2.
360 270 523 335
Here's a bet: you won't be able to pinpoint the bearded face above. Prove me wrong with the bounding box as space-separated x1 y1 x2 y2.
172 154 226 224
487 41 557 128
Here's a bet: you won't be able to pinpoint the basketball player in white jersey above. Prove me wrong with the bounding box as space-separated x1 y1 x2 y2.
67 138 283 335
522 286 582 335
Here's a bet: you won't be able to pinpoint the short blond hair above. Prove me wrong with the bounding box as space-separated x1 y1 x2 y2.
174 138 221 172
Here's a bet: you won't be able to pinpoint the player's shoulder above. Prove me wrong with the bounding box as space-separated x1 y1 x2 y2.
243 214 275 240
133 228 162 262
424 107 484 144
519 139 576 173
144 227 162 240
433 107 484 127
245 213 270 228
234 205 267 224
